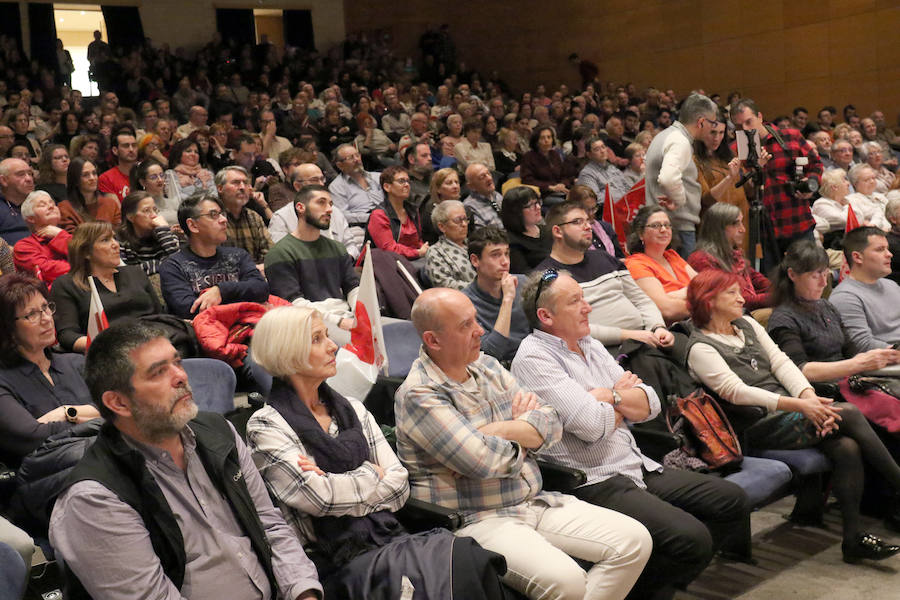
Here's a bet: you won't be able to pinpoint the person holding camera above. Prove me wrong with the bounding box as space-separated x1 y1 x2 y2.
729 98 823 258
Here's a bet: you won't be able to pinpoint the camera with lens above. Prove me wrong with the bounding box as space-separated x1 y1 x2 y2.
788 157 819 195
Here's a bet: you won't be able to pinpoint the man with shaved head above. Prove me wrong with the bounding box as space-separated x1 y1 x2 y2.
396 287 651 600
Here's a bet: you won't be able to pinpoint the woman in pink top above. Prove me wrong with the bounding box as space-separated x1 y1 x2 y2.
625 205 696 323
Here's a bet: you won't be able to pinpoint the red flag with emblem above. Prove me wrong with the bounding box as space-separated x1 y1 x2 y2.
602 178 646 248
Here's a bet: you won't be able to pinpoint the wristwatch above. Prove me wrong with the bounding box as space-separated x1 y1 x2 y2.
611 390 622 407
65 406 78 423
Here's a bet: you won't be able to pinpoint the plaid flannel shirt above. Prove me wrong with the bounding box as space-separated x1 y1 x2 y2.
226 207 272 264
395 348 564 527
735 125 823 241
246 402 410 547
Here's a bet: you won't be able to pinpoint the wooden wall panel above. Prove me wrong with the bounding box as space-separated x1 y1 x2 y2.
344 0 900 120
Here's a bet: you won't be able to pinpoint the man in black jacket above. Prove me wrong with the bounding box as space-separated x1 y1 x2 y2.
49 322 322 600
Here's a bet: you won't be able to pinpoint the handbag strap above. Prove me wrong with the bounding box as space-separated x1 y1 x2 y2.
680 392 743 458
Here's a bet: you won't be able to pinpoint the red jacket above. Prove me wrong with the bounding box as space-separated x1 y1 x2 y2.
13 231 72 285
192 295 290 366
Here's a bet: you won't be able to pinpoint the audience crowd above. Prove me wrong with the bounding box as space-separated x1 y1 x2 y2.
1 25 900 600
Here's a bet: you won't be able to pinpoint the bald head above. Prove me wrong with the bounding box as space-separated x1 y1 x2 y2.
291 163 325 190
411 288 461 337
465 162 494 196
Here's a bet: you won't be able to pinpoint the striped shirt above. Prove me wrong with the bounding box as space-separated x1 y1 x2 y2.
511 329 662 489
395 348 564 527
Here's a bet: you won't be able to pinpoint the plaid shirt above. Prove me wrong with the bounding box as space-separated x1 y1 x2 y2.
463 191 504 229
225 207 272 264
395 348 564 527
735 125 823 241
246 402 410 547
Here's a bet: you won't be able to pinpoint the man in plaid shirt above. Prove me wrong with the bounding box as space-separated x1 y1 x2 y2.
395 287 651 600
730 98 823 255
217 165 273 267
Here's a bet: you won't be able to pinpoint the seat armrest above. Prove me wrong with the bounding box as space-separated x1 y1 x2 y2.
536 460 586 492
630 426 680 461
395 497 463 532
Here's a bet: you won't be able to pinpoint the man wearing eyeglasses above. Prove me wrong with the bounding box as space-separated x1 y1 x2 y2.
644 93 720 257
268 164 359 257
159 193 268 320
327 143 383 234
535 201 670 352
512 271 750 600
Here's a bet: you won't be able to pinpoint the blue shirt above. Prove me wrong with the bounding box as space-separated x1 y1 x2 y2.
0 192 30 245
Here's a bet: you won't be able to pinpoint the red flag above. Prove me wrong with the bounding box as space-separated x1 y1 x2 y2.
602 178 646 248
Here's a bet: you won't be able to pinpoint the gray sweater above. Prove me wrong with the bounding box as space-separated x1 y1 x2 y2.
463 276 530 362
830 276 900 351
643 121 701 232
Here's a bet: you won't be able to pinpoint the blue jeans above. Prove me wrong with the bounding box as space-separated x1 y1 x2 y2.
677 230 696 259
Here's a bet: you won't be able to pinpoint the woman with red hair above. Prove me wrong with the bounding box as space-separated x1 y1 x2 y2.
685 269 900 563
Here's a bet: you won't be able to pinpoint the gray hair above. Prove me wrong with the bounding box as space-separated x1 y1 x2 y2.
20 190 53 220
859 141 882 160
520 268 573 331
820 168 847 198
886 197 900 223
678 93 718 125
213 164 250 188
431 199 465 226
848 163 874 187
331 143 356 164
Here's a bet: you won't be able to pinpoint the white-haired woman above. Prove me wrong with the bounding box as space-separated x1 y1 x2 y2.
811 168 853 236
13 190 71 285
860 141 895 194
245 306 505 600
847 164 890 231
424 200 475 290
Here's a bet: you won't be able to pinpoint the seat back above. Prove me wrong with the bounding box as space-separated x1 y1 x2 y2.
183 358 237 414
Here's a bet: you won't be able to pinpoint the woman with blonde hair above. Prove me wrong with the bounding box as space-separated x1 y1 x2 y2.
422 167 462 244
50 221 160 352
246 306 506 599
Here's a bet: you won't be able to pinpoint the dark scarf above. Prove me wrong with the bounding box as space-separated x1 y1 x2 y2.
266 378 404 573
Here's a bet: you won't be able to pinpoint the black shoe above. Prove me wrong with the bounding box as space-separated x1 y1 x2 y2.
842 533 900 564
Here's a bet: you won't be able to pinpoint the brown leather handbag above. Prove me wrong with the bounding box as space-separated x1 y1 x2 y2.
666 389 743 470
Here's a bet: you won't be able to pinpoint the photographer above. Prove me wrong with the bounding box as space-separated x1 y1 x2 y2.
729 99 823 258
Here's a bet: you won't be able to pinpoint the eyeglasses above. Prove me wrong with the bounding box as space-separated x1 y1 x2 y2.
194 209 224 220
392 178 411 185
298 176 326 185
16 302 56 323
535 269 559 304
702 117 722 128
145 173 164 182
138 206 160 215
524 200 542 210
447 216 468 225
559 217 589 228
645 222 672 230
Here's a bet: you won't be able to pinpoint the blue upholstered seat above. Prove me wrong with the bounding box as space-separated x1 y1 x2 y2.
723 456 794 508
183 358 237 414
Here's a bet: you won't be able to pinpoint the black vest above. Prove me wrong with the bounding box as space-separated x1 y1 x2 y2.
60 412 278 599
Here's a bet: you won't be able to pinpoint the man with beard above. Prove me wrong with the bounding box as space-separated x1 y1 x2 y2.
265 185 359 333
50 322 322 600
98 127 138 203
217 165 273 267
268 164 359 257
534 201 671 352
404 142 433 207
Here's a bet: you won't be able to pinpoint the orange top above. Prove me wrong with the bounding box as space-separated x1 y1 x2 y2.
625 249 692 293
58 195 122 233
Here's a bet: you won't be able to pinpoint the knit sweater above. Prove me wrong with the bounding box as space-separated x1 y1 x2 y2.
263 234 359 326
829 276 900 351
